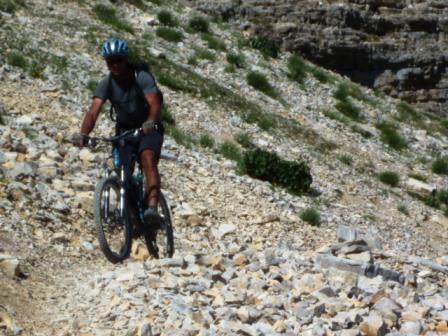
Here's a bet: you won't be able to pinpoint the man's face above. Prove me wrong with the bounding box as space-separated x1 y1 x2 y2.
105 55 128 77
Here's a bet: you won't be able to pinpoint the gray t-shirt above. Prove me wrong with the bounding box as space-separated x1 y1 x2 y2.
94 70 159 129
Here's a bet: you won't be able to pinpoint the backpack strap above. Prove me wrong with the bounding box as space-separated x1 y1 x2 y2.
107 74 117 122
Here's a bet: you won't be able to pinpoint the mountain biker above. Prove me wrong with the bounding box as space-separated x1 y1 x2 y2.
75 38 163 224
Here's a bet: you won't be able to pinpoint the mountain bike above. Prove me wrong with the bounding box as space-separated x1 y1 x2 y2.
84 128 174 263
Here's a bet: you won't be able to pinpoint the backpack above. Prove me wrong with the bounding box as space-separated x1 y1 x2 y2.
108 62 163 122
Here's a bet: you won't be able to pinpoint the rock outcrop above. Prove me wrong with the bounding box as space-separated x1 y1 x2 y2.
184 0 448 116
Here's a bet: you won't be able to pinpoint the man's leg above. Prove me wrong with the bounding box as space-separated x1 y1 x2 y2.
140 149 160 209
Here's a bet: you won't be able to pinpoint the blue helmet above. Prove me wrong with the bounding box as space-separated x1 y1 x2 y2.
101 38 129 58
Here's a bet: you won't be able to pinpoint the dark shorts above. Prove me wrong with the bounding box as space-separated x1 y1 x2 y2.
117 124 164 168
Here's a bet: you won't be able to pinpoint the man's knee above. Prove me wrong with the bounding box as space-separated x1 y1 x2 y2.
141 149 157 166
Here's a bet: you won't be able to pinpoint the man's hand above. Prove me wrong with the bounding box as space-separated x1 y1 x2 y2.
142 120 155 135
71 133 88 147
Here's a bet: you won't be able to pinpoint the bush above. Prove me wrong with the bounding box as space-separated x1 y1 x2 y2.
157 10 178 27
323 110 349 124
200 134 215 148
242 110 276 131
376 122 408 150
432 157 448 175
168 127 195 148
397 204 409 216
247 71 277 99
309 66 332 83
189 16 209 33
287 55 307 84
378 171 400 187
235 132 252 148
334 83 351 101
300 208 321 226
335 100 361 120
158 73 185 91
226 51 245 68
7 51 28 69
201 33 226 51
156 27 184 43
250 36 279 58
240 148 312 194
93 5 134 33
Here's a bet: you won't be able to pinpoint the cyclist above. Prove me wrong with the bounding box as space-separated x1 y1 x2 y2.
75 38 163 224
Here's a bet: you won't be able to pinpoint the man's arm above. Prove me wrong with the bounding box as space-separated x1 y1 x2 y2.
145 92 161 122
81 97 104 136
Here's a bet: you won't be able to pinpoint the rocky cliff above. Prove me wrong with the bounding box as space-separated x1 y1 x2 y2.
184 0 448 116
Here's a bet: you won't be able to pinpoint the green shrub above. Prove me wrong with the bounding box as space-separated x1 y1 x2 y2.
242 110 276 131
29 61 45 79
93 5 134 33
189 16 209 33
201 33 226 51
441 119 448 129
187 56 198 66
87 80 97 94
161 105 175 125
200 134 215 148
156 27 184 42
247 71 278 99
123 0 145 9
323 110 349 124
378 171 400 187
300 208 321 226
7 51 28 69
335 100 361 120
194 47 215 61
49 55 68 74
226 51 245 68
219 141 242 162
287 55 307 84
168 127 195 147
338 154 353 166
376 122 408 150
235 132 252 148
432 157 448 175
157 10 178 27
250 36 279 58
240 148 312 194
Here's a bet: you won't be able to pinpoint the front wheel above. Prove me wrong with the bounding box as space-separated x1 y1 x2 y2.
143 191 174 259
94 176 132 263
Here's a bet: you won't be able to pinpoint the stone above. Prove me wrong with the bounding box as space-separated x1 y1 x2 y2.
359 312 388 336
337 225 358 242
404 178 435 197
7 162 37 180
346 251 373 263
131 242 149 261
399 321 423 335
233 254 248 266
273 320 286 332
137 321 153 336
212 223 237 239
0 254 21 278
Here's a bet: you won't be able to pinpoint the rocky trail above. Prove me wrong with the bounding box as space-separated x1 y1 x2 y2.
1 0 448 335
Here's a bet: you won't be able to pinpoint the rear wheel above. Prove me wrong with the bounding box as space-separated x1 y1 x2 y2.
143 191 174 259
94 176 132 263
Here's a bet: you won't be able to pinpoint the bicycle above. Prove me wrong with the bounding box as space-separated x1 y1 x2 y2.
83 128 174 263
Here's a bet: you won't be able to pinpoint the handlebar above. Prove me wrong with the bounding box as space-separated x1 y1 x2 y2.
84 128 143 147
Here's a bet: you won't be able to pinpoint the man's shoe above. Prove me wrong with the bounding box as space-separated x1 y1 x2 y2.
144 207 161 228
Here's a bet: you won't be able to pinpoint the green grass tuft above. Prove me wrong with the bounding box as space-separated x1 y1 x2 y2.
338 154 353 166
335 100 361 120
247 71 278 99
219 141 242 162
396 102 422 122
7 51 28 69
432 157 448 175
226 51 245 68
287 55 307 84
309 66 333 83
235 132 252 148
300 208 321 226
249 36 279 58
194 47 216 61
157 10 178 27
156 27 184 43
200 134 215 148
0 0 25 13
378 171 400 187
397 204 409 216
376 121 408 150
201 33 226 51
161 105 175 126
189 16 209 33
168 127 195 148
93 5 134 33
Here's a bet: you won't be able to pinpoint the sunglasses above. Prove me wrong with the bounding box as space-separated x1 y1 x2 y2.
106 57 127 65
